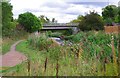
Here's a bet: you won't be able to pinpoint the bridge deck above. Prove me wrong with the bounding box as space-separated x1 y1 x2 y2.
42 23 78 30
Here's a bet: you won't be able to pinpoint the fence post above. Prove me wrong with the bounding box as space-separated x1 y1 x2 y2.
44 57 48 72
111 36 117 64
27 59 30 76
56 59 59 78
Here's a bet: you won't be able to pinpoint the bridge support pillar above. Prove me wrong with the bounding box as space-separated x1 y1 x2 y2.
72 27 79 34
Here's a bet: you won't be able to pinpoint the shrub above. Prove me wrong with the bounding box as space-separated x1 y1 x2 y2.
27 34 52 50
18 12 42 33
65 31 119 62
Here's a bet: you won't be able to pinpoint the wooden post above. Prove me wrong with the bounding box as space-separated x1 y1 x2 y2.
103 57 107 76
44 57 48 72
111 36 117 64
27 59 30 76
56 59 59 78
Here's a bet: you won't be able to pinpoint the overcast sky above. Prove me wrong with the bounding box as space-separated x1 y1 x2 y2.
10 0 119 23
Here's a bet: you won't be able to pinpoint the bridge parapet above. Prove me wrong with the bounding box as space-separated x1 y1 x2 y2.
43 23 79 26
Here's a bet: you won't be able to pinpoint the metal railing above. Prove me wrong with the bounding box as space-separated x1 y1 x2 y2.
43 23 79 26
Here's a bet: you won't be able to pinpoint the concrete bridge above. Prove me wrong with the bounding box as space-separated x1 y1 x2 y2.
42 23 79 34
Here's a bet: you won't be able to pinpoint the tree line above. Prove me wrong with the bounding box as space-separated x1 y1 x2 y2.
70 5 120 31
1 1 120 36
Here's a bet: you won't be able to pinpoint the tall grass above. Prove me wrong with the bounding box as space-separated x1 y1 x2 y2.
3 31 119 76
27 33 52 51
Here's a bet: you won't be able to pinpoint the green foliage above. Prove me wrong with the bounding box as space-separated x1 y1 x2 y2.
1 2 17 37
9 36 118 76
102 5 119 24
46 31 62 37
66 31 119 61
118 7 120 23
62 29 73 35
18 12 42 33
2 2 13 27
78 11 104 31
102 5 117 20
2 30 28 54
70 15 84 23
47 46 62 62
27 34 52 50
38 15 50 24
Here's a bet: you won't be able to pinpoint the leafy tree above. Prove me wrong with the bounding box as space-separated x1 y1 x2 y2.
52 18 55 23
45 17 50 23
78 11 104 31
118 7 120 23
38 15 47 24
38 15 51 24
18 12 42 33
2 1 16 36
70 15 84 23
102 5 118 24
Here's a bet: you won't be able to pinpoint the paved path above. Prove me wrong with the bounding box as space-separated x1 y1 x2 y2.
0 40 27 67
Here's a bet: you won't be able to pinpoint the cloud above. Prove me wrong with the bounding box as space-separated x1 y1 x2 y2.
10 0 118 23
41 1 70 9
67 2 108 7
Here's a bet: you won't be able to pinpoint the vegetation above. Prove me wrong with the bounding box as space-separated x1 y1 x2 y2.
70 15 84 23
38 15 49 24
2 2 17 37
117 7 120 23
2 31 119 76
18 12 42 33
78 11 104 31
1 1 120 76
70 11 104 31
27 33 52 51
1 1 29 54
2 30 29 54
102 5 120 25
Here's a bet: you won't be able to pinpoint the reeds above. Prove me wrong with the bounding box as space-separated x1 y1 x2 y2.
118 38 120 76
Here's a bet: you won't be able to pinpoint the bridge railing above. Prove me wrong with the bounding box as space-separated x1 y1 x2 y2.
43 23 79 26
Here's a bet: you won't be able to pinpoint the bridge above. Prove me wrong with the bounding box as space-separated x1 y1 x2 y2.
42 23 79 34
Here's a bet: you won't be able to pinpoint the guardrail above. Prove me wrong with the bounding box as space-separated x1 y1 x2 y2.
43 23 79 26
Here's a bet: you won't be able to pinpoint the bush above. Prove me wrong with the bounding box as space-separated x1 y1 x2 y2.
79 11 104 31
65 31 119 62
47 32 62 37
27 34 52 50
18 12 42 33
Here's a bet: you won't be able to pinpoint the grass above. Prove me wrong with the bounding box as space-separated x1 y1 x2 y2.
2 40 118 76
2 31 119 76
2 38 17 55
2 30 29 55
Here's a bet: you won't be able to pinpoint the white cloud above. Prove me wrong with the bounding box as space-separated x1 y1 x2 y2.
10 0 118 23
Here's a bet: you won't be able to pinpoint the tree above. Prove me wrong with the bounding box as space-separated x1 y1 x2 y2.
1 1 16 36
78 11 104 31
70 15 84 23
18 12 42 33
45 17 50 23
52 18 55 23
102 5 118 25
38 15 47 24
117 7 120 23
38 15 50 24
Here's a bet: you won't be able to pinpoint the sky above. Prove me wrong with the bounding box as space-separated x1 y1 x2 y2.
10 0 120 23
